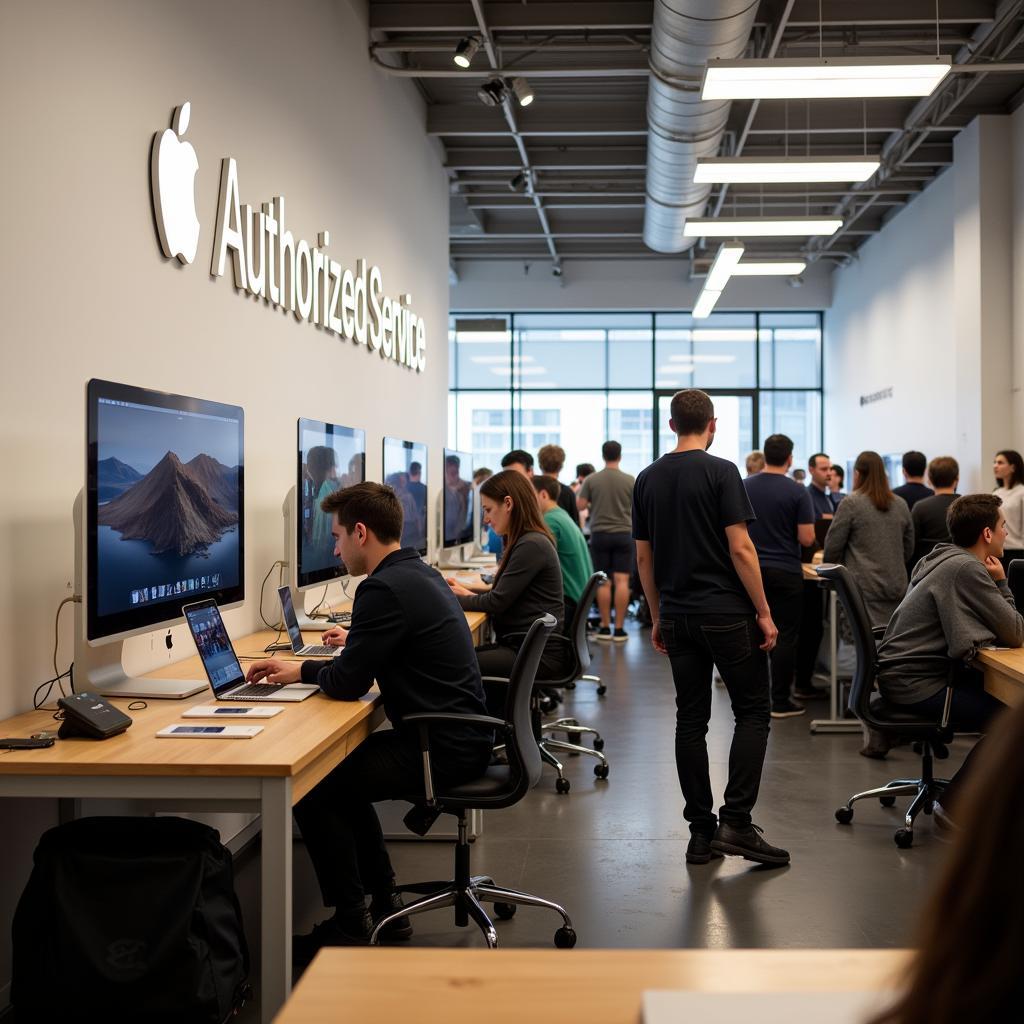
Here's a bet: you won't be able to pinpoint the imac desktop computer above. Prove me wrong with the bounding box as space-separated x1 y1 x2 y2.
75 378 245 699
282 418 366 629
382 436 428 558
438 448 489 569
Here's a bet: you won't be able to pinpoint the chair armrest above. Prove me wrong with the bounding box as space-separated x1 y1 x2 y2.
481 675 510 685
404 712 506 730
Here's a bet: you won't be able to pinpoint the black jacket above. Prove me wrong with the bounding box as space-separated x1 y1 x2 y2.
301 548 492 757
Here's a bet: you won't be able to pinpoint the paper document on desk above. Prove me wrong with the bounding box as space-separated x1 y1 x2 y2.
643 990 891 1024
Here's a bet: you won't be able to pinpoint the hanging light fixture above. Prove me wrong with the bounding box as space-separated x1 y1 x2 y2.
684 217 842 238
510 77 535 107
453 36 481 68
694 156 879 184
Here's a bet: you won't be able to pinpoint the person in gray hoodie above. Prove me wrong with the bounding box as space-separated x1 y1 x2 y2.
874 493 1023 814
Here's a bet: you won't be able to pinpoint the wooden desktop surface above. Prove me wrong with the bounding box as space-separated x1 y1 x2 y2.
275 948 910 1024
975 646 1024 706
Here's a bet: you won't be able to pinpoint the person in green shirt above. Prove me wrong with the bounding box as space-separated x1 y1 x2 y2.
533 475 594 625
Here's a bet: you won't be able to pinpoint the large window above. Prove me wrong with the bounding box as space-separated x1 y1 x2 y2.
448 311 823 477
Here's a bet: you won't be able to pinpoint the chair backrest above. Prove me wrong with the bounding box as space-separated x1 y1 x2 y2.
505 614 558 794
571 572 607 673
1008 559 1024 610
814 564 877 720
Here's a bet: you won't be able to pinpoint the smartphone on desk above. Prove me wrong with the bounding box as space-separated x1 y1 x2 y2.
0 737 56 750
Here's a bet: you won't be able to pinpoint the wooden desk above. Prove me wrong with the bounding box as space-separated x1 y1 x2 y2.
275 948 910 1024
975 646 1024 706
0 615 486 1024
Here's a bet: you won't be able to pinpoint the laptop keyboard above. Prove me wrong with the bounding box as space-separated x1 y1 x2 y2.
231 683 282 697
301 645 338 657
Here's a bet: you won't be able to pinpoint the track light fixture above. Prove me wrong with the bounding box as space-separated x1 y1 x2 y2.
510 77 534 107
477 77 507 107
508 170 529 193
453 36 481 69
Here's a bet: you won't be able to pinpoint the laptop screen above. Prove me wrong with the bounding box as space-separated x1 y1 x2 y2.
183 600 246 695
277 587 304 652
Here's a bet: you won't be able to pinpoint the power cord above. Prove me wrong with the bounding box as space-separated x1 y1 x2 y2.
308 584 330 618
259 560 287 633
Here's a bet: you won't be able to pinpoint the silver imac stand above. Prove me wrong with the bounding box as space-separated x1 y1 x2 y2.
282 487 334 630
73 492 207 699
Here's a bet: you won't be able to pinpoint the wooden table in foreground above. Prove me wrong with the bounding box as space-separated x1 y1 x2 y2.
0 614 486 1024
275 948 910 1024
975 646 1024 706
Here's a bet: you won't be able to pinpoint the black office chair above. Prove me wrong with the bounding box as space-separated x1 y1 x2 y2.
1007 558 1024 609
370 614 577 949
818 565 954 849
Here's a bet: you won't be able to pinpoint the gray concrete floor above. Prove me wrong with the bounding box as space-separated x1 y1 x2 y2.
277 620 963 954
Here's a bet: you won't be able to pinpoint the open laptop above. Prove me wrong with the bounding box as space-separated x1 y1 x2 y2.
277 587 343 658
182 599 319 702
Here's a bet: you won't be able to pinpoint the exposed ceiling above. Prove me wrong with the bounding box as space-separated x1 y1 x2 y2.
368 0 1024 274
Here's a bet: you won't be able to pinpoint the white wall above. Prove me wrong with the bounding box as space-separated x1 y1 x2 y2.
0 0 448 997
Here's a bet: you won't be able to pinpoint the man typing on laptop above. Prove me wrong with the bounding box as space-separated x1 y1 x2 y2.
245 482 493 960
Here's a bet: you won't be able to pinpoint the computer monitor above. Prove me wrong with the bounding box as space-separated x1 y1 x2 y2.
383 436 428 557
76 378 244 698
442 449 475 550
296 418 366 587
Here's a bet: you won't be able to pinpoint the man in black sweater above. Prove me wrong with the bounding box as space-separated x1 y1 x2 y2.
246 483 492 959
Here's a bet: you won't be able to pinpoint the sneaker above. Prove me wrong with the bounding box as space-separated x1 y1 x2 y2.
686 833 724 865
771 699 806 719
612 628 628 643
596 627 613 642
370 890 413 941
710 823 790 867
293 909 372 965
793 686 828 700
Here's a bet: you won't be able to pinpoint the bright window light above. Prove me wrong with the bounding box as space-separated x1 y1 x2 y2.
705 243 745 292
684 217 841 237
694 156 879 184
702 56 952 100
731 260 807 276
692 288 722 320
691 330 757 343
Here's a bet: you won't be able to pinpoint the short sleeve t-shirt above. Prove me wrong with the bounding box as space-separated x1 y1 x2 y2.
743 472 814 574
632 449 755 616
579 467 634 534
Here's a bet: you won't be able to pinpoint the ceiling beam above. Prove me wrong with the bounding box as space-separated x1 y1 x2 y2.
369 2 654 33
445 146 647 171
774 0 996 27
428 103 647 137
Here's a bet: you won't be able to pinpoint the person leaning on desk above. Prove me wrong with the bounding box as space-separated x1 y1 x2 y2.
245 482 493 961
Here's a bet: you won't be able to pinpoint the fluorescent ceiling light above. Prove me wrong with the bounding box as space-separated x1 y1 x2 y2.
695 156 879 184
692 288 722 320
705 243 745 292
702 56 952 100
731 260 807 276
684 217 841 237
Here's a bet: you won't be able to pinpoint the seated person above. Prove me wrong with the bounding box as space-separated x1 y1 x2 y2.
532 475 594 625
875 494 1023 813
447 470 569 708
909 455 959 568
245 483 493 958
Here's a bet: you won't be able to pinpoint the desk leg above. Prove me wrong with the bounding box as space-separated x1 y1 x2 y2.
260 777 293 1024
810 588 860 734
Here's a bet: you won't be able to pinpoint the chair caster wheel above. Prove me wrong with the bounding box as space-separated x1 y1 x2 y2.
879 795 896 807
894 828 914 849
594 764 609 780
834 807 853 824
555 777 571 794
493 902 517 920
596 685 607 697
593 737 605 751
539 697 557 714
554 926 577 948
565 681 576 690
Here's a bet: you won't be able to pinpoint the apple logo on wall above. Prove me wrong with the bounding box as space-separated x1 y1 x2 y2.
151 102 200 265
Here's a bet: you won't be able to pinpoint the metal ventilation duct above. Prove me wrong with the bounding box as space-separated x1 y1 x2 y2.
643 0 759 253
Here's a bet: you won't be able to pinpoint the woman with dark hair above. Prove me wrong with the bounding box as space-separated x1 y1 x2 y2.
447 470 569 705
823 450 914 629
868 698 1024 1024
993 449 1024 569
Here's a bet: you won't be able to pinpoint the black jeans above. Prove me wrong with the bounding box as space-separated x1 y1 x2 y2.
659 614 771 835
796 580 824 691
293 729 490 913
761 567 804 707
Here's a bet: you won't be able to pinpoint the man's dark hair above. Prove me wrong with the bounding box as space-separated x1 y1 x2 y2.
444 454 460 469
830 464 845 486
532 475 560 502
576 463 595 479
321 481 403 543
409 461 422 476
501 449 534 471
763 434 794 467
947 493 1002 548
808 452 830 470
928 456 959 490
602 440 622 463
903 451 927 477
670 389 714 436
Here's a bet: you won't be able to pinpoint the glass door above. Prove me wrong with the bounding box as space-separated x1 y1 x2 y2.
655 390 757 475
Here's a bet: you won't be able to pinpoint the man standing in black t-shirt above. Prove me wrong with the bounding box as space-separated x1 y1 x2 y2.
633 390 789 867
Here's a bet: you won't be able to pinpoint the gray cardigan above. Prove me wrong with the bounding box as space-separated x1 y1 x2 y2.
823 491 913 629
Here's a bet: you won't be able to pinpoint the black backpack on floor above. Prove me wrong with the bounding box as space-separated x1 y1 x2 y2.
12 816 251 1024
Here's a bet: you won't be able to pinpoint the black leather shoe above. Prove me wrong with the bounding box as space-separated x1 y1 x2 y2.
711 823 790 866
686 833 723 865
293 909 372 966
370 890 414 941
